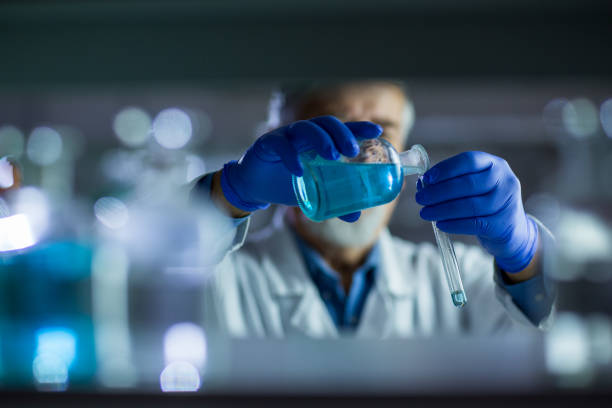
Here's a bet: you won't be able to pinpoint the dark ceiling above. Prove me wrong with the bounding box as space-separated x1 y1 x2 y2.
0 0 611 88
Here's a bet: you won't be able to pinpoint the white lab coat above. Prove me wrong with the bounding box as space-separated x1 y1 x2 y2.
202 210 554 338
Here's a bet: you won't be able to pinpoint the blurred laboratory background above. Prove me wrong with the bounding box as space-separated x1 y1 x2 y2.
1 0 612 405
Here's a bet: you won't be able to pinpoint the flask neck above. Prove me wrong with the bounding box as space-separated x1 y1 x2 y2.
398 144 430 176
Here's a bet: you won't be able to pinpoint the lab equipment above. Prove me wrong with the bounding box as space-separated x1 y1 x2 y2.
421 175 467 308
221 117 382 212
292 139 426 221
292 139 467 308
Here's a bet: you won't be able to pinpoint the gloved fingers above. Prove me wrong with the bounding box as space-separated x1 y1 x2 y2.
423 151 499 185
419 188 514 222
287 120 339 160
415 163 504 206
265 135 304 176
311 116 361 157
344 121 384 139
338 211 361 222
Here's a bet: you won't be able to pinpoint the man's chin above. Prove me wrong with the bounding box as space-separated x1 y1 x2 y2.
300 206 388 248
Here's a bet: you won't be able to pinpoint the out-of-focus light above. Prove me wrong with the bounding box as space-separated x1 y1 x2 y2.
0 125 25 158
0 156 14 188
556 210 612 267
100 149 146 185
562 98 599 139
27 126 63 166
113 107 152 147
36 327 77 368
0 214 36 252
159 361 200 392
163 322 207 369
600 98 612 138
153 108 193 149
94 197 129 229
33 353 68 388
13 187 50 240
33 327 77 389
185 155 206 183
546 313 590 376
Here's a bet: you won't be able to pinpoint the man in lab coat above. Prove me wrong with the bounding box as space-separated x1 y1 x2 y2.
192 81 555 338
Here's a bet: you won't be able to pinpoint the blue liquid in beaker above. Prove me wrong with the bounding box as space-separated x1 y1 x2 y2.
292 154 405 222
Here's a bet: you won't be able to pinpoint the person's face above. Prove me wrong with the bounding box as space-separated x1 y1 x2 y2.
296 82 409 152
292 82 410 248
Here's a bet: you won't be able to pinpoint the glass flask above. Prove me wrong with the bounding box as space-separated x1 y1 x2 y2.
292 138 429 222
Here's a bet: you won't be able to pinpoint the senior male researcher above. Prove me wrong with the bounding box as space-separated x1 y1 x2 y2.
192 81 555 338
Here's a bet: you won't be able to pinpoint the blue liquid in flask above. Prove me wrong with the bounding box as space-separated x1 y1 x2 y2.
292 152 404 222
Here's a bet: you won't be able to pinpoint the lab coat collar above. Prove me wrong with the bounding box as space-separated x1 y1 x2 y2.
263 223 414 297
254 221 414 337
254 222 338 336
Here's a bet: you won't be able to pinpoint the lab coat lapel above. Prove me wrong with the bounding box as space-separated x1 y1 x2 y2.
263 224 338 338
357 229 416 338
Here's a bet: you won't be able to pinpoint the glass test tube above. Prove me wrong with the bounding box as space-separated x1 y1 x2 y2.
399 145 466 307
420 174 467 308
403 144 466 309
431 217 466 307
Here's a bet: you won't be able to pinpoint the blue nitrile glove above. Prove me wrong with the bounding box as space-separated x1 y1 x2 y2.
221 115 383 222
415 151 538 273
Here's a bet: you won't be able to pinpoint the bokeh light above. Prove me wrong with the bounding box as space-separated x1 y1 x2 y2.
36 327 77 368
12 186 50 241
0 156 15 189
562 98 599 139
556 210 612 265
94 197 129 229
100 149 146 185
33 353 69 388
153 108 193 149
546 313 590 377
159 361 200 392
0 214 36 252
27 126 63 166
0 125 25 158
33 327 77 389
600 98 612 138
113 107 152 147
163 322 207 369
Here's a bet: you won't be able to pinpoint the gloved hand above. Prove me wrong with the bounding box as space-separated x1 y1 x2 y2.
221 115 382 222
415 151 538 273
